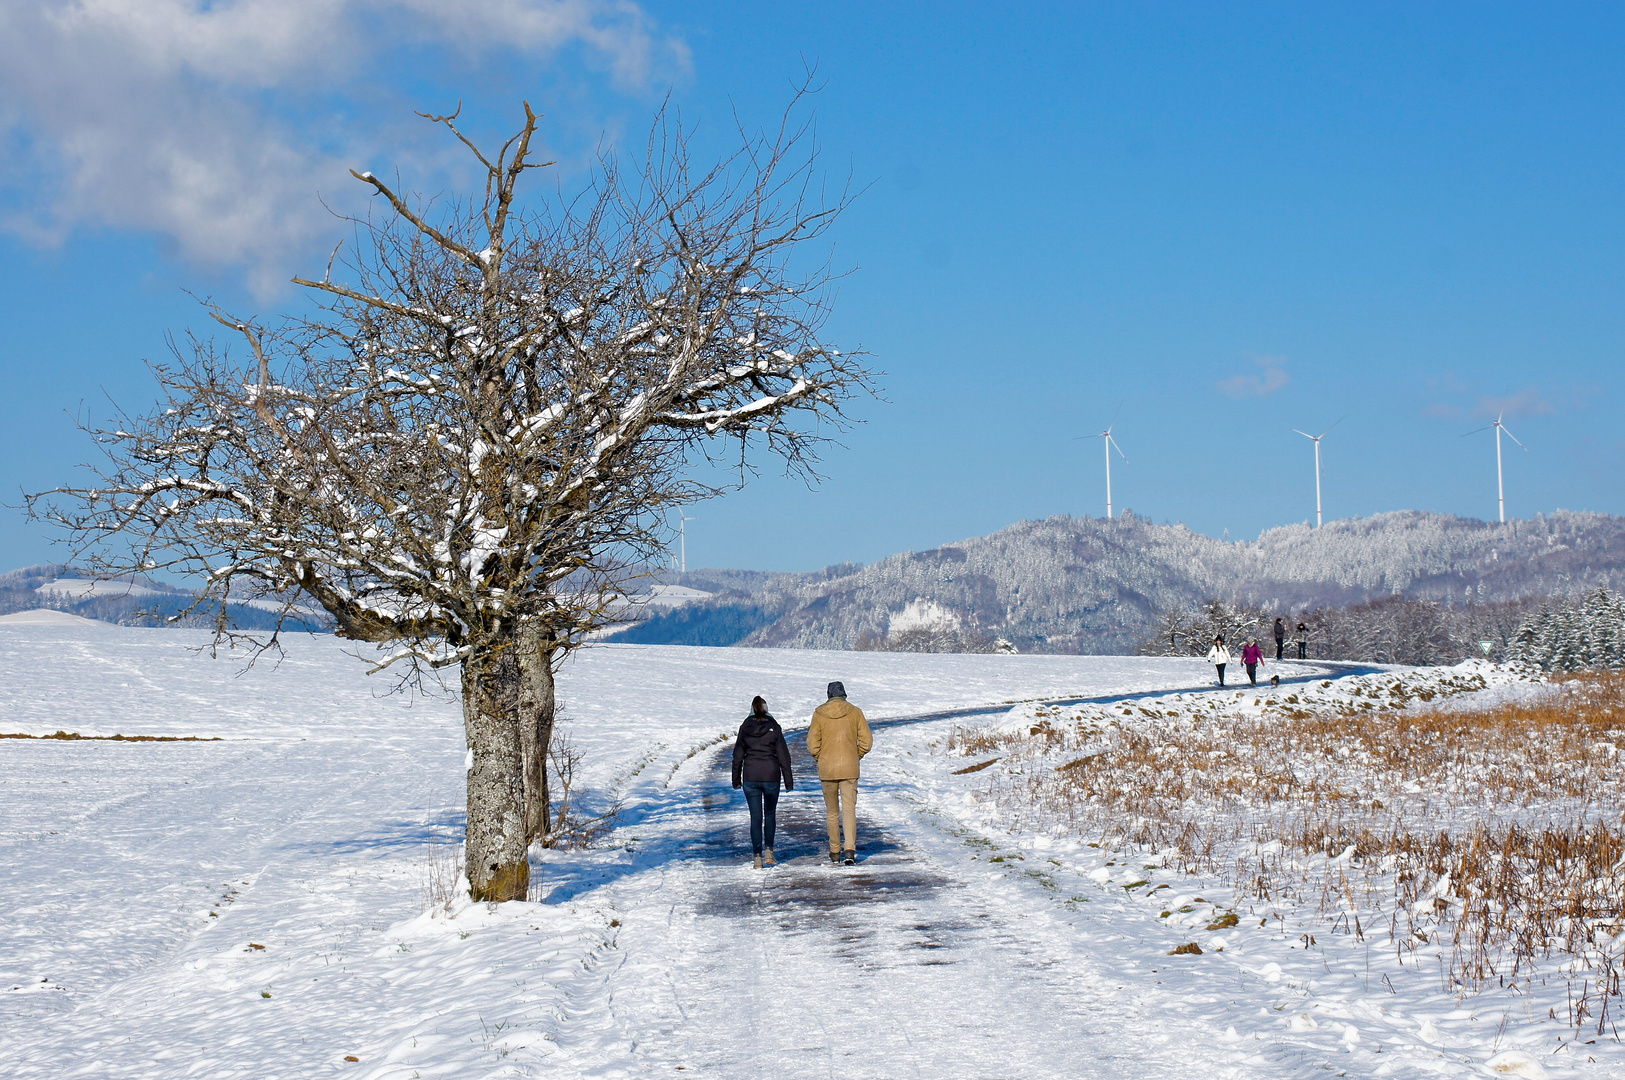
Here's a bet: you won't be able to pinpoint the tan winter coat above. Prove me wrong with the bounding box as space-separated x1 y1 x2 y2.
806 697 873 781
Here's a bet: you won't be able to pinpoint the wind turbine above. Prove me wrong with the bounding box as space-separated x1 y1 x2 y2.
1462 414 1527 524
1100 423 1129 519
1072 412 1127 519
1291 417 1343 528
678 513 699 574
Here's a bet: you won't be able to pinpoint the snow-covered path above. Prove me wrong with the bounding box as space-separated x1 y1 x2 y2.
578 729 1209 1079
526 669 1383 1079
3 626 1401 1078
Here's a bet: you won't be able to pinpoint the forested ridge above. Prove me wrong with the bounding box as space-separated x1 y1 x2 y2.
620 509 1625 655
18 508 1625 660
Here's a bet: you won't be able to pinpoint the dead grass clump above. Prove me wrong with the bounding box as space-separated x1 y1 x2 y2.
946 709 1073 756
420 838 465 916
542 726 622 850
952 757 1000 775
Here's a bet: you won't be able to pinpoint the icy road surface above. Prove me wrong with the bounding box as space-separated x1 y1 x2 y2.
0 623 1486 1078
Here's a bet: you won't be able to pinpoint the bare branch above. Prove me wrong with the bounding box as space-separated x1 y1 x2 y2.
32 88 874 678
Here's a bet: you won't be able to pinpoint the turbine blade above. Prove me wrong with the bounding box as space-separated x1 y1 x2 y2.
1318 414 1347 439
1460 426 1493 437
1501 424 1528 450
1108 434 1129 463
1292 429 1316 440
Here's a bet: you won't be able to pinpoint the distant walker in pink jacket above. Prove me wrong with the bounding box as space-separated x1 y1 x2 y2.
1241 639 1264 687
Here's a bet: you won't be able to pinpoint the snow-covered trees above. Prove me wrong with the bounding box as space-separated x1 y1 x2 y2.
1136 600 1268 657
1303 597 1464 666
1510 589 1625 671
30 99 873 900
703 510 1625 655
1135 595 1555 666
851 597 997 653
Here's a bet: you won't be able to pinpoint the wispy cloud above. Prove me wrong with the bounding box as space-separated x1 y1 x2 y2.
1477 388 1555 418
1218 354 1289 398
0 0 686 293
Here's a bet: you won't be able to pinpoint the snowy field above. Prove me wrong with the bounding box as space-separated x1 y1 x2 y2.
932 665 1625 1078
0 621 1616 1077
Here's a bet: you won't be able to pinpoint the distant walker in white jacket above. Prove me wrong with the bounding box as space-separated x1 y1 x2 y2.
1206 636 1231 687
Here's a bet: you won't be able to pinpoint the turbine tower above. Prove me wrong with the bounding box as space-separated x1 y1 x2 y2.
1291 417 1342 528
1097 423 1129 519
1464 414 1527 523
678 513 698 574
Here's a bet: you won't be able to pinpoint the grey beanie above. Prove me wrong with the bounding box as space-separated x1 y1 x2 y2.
827 681 847 699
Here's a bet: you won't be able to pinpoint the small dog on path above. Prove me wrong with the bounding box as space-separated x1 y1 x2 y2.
1270 674 1280 688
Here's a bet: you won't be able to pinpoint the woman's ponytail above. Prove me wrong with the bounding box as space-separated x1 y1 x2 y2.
750 695 767 716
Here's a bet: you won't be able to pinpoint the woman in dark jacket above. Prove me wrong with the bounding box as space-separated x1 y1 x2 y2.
732 695 794 868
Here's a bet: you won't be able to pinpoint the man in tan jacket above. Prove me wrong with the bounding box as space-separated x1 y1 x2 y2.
806 680 872 865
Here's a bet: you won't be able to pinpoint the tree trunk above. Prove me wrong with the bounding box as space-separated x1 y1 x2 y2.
514 622 556 844
461 646 531 902
460 624 558 902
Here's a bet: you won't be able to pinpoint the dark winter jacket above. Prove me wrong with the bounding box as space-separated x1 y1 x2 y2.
732 714 794 789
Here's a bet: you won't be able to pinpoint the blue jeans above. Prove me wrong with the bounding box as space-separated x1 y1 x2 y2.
742 780 781 854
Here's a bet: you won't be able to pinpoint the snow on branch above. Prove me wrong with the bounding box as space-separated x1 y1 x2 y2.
28 86 875 678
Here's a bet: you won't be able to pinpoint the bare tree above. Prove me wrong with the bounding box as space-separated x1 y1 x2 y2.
1136 600 1266 656
1136 604 1199 656
29 93 874 901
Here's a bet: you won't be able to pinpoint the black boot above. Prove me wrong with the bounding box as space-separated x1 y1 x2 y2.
828 850 840 865
843 850 856 865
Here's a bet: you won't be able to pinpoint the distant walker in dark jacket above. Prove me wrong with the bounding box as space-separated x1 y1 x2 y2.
732 696 794 869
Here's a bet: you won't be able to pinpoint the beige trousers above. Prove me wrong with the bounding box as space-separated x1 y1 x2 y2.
821 778 858 853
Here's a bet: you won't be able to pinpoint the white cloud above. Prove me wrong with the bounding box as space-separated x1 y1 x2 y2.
1218 354 1289 399
0 0 684 294
1477 388 1555 418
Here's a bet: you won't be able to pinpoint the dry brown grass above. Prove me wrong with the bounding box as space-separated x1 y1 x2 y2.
947 671 1625 1035
419 838 464 916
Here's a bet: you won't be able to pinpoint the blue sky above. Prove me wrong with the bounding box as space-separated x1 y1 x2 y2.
2 3 1622 574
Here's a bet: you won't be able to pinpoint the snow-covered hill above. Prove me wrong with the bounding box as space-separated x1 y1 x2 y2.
634 510 1625 653
0 565 331 630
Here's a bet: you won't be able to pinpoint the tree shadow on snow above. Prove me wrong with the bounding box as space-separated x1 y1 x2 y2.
285 814 465 857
